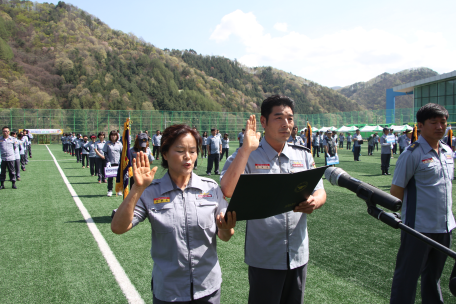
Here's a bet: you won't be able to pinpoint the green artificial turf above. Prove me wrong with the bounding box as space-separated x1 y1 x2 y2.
1 144 455 303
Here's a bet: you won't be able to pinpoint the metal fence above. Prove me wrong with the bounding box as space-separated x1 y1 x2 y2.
1 107 455 143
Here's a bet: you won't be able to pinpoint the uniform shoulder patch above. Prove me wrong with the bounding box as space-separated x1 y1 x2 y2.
407 142 420 152
290 144 310 152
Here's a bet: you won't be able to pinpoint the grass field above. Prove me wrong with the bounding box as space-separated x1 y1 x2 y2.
1 144 456 303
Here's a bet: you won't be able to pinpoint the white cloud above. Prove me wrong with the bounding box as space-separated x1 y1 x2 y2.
273 22 288 32
210 10 456 86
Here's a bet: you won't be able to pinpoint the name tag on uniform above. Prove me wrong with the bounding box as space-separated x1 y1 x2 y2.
255 164 270 169
422 158 434 164
446 154 452 159
291 161 304 167
197 192 213 199
154 197 170 204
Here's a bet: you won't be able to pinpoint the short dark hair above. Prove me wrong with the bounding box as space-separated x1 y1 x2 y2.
109 130 118 142
416 103 448 124
160 124 201 169
97 132 105 138
2 126 9 131
261 95 295 123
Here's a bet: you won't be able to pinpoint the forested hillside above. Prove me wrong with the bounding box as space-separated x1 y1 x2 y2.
0 0 362 114
337 68 439 109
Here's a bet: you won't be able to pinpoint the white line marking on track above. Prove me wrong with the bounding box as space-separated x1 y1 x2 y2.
46 145 144 304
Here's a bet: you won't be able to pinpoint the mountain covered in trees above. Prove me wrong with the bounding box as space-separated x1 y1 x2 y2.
336 68 439 109
0 0 363 114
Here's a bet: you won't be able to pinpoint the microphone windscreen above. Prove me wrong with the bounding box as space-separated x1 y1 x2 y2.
325 167 346 186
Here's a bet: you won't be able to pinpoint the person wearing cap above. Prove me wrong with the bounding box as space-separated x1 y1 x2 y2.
323 129 337 166
220 96 326 304
389 103 454 304
85 135 98 176
102 130 123 197
288 126 304 146
380 128 392 175
152 130 162 160
129 133 154 189
0 126 17 189
80 135 89 168
238 128 245 147
206 128 222 176
353 129 362 161
346 132 352 150
312 130 320 158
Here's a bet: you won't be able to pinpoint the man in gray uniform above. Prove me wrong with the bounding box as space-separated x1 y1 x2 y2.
312 130 320 158
287 126 304 146
152 130 162 160
353 129 362 161
390 103 455 304
0 126 17 189
25 129 33 158
238 128 245 147
220 95 327 304
206 128 222 176
346 133 352 150
380 128 392 175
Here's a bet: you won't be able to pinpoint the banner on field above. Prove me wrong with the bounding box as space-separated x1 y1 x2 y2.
105 166 119 178
23 129 63 135
326 155 339 165
386 135 395 143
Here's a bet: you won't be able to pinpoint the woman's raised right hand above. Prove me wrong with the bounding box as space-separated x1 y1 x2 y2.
132 151 157 189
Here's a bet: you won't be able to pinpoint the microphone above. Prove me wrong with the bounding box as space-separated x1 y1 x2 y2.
325 167 402 212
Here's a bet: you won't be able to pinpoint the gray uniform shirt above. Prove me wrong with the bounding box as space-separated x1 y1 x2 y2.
339 135 345 142
221 138 324 270
347 135 352 142
238 132 244 144
102 141 123 164
18 139 26 155
221 138 229 149
380 134 392 154
13 138 20 159
392 136 455 233
0 136 17 161
95 140 106 158
132 172 228 302
74 138 83 149
81 141 89 154
202 137 208 145
207 135 221 154
130 147 154 163
152 134 162 146
27 133 33 145
288 136 304 146
353 134 362 147
85 141 97 158
312 134 320 146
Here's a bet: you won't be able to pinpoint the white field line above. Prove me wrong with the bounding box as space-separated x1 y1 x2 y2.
45 145 144 304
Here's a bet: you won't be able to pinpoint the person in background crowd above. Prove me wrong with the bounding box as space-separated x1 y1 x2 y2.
61 134 65 152
392 132 399 154
94 132 107 184
0 126 17 189
221 133 230 161
339 133 344 149
332 131 338 146
288 126 305 146
11 132 21 181
216 129 221 138
129 133 154 190
380 128 392 175
192 126 199 170
22 130 29 164
81 135 89 168
202 131 208 158
346 132 352 150
312 130 320 158
389 103 454 304
70 132 76 156
374 132 379 151
367 134 375 156
74 134 83 163
353 129 362 161
25 129 33 158
324 129 337 166
238 128 245 147
319 131 325 153
17 133 26 172
111 124 236 304
102 130 123 197
206 128 222 176
152 130 162 160
85 135 98 176
300 130 307 146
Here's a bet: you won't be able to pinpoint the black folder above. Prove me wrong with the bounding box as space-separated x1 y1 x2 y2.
226 166 328 221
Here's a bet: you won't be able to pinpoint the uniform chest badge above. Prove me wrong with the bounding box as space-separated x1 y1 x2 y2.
311 162 316 168
422 158 434 164
197 192 213 199
154 197 170 204
291 161 304 167
446 154 452 159
255 164 270 169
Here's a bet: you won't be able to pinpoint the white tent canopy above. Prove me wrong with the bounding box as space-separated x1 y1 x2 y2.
390 124 413 132
337 125 359 132
359 125 384 132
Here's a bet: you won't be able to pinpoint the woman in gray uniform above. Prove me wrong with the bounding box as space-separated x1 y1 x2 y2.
94 132 106 183
85 135 98 176
111 124 236 304
129 133 154 189
102 130 123 197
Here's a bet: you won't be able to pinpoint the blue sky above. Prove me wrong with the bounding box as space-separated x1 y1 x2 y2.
48 0 456 87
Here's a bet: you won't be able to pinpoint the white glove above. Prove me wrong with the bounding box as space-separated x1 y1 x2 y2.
327 153 330 157
106 162 111 168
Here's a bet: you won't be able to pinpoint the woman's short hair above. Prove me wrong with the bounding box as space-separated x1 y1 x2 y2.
109 130 118 142
97 131 105 138
160 124 202 169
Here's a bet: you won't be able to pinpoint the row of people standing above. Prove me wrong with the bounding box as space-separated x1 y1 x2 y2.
0 127 33 189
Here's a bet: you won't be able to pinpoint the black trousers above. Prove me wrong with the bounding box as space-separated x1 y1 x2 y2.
201 145 207 157
96 158 106 182
381 153 391 170
312 145 320 157
62 143 65 151
0 160 16 182
75 148 82 162
28 144 32 157
368 145 374 155
248 264 307 304
206 153 220 174
392 144 397 154
390 231 451 304
153 288 221 304
339 141 344 148
153 146 160 159
220 148 229 160
400 147 405 154
70 144 75 156
81 154 88 167
20 155 26 170
89 157 97 175
347 142 351 150
353 146 360 161
320 143 324 153
15 159 20 179
375 142 379 151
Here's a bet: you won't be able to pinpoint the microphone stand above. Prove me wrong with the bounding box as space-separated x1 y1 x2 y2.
356 184 456 296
